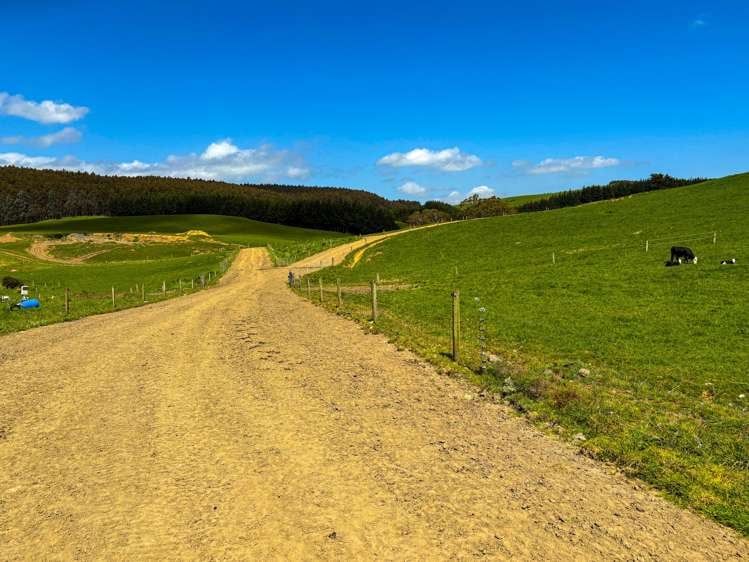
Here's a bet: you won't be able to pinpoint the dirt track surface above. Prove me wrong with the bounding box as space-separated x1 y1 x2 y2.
1 243 747 560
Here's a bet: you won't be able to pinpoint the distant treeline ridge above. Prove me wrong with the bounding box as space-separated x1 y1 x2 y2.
516 174 707 213
0 166 407 233
0 166 710 232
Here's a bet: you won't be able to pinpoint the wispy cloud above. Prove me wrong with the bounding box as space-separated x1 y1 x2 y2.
467 185 495 197
378 147 481 172
0 92 89 124
443 191 463 204
513 155 621 175
438 185 495 204
0 139 310 182
691 18 707 28
398 181 427 195
0 127 82 147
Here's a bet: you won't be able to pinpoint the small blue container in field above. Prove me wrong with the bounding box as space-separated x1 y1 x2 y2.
19 299 41 309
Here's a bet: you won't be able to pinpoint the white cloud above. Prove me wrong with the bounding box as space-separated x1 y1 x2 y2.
398 181 428 195
467 185 495 198
201 139 240 160
378 147 481 172
1 127 82 147
691 18 706 28
117 160 153 173
286 166 310 178
443 191 463 204
0 140 311 182
514 155 621 175
0 152 58 168
0 92 89 124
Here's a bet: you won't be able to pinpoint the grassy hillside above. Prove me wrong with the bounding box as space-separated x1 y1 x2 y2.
0 214 346 246
503 192 555 207
300 173 749 534
0 214 349 334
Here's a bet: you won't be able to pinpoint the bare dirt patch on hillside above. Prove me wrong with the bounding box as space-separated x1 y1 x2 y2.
25 231 224 264
0 238 746 559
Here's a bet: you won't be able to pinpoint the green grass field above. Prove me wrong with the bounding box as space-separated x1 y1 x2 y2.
504 191 555 207
300 173 749 534
1 214 348 334
0 214 346 247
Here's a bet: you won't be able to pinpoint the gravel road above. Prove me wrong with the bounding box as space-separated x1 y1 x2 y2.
1 241 746 560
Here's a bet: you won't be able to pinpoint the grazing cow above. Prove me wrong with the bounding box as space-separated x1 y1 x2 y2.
721 258 737 265
670 246 697 265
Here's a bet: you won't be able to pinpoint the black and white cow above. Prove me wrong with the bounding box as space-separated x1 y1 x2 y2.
670 246 698 265
721 258 737 265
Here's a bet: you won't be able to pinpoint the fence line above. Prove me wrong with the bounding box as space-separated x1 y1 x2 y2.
9 266 230 316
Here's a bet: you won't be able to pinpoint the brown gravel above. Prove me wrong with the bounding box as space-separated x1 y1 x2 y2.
1 242 746 560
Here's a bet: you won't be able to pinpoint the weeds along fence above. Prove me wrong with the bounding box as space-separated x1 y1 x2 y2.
4 257 231 319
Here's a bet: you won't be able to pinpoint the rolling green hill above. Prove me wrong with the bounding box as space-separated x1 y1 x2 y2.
301 173 749 534
0 214 346 246
503 191 555 207
0 214 350 334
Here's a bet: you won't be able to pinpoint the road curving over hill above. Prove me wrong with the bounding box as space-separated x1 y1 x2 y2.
1 240 747 559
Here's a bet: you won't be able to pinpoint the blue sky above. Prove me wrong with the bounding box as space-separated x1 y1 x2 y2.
1 0 748 202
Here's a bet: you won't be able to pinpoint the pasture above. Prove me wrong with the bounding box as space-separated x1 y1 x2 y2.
503 191 556 208
0 214 346 247
301 173 749 534
0 214 347 334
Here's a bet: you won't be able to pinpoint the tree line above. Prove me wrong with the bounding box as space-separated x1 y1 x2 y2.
0 166 710 233
516 174 707 213
0 166 403 233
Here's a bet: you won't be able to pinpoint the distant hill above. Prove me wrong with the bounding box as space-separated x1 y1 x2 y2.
515 174 706 213
0 166 405 234
504 192 556 208
504 174 707 212
0 213 346 247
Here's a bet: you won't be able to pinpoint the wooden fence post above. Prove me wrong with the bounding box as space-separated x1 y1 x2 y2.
64 288 70 314
162 281 166 296
451 290 461 361
319 277 324 302
112 286 116 308
713 231 717 245
645 240 649 252
336 278 342 307
371 280 378 322
307 278 311 299
191 278 195 289
179 279 183 293
376 272 380 284
552 252 556 265
142 283 146 302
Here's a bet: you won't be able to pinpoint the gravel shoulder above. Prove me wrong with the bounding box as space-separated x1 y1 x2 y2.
0 240 746 560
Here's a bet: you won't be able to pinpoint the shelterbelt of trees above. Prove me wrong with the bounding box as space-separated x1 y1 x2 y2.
405 174 708 226
516 174 707 213
0 166 708 233
0 166 408 234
